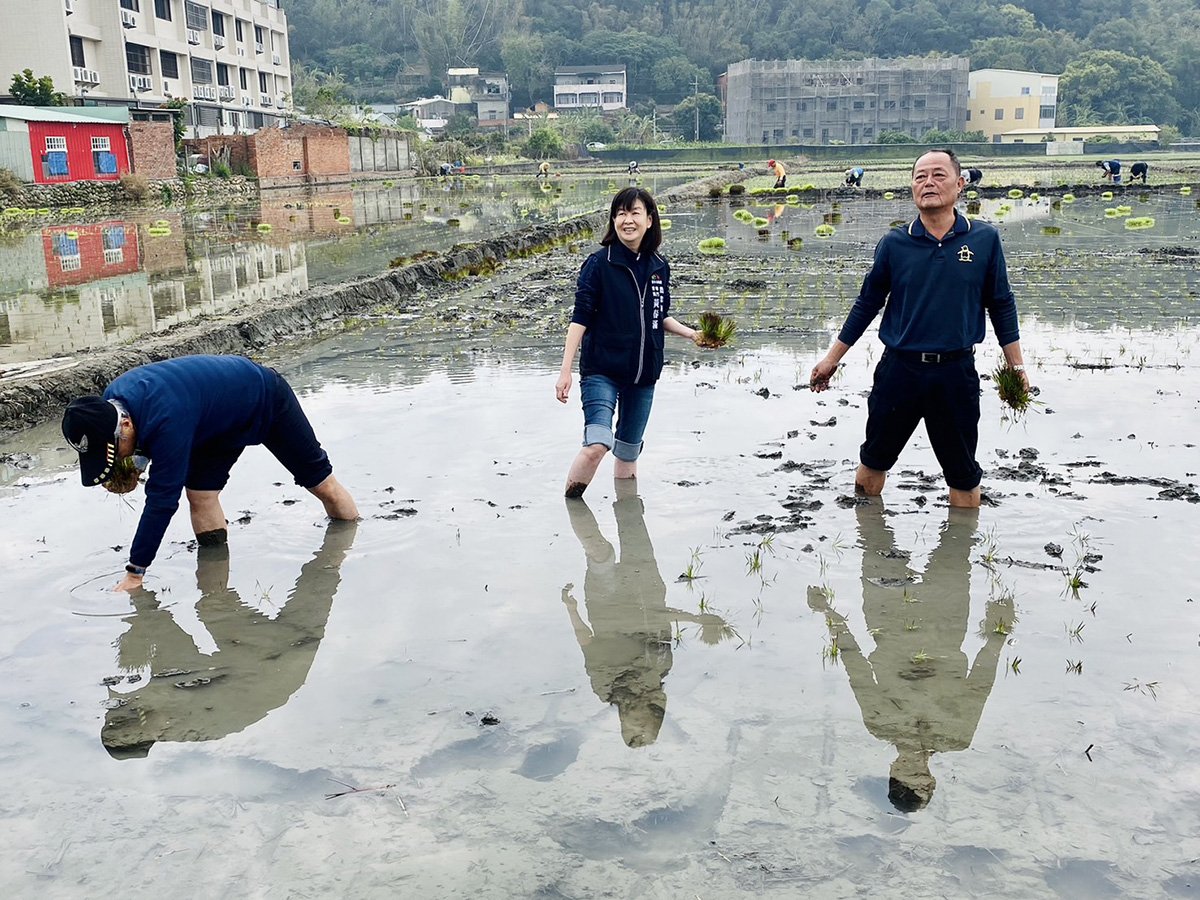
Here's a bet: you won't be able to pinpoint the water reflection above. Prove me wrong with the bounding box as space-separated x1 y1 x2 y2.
100 520 356 759
0 221 307 369
808 504 1009 811
562 483 728 747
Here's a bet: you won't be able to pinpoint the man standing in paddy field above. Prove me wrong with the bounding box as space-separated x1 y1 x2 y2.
809 149 1029 509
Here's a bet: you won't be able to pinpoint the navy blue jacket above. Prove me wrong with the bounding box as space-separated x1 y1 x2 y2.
104 355 279 568
571 242 671 386
838 211 1020 353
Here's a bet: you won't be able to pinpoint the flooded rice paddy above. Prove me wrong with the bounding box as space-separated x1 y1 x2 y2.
1 178 1199 897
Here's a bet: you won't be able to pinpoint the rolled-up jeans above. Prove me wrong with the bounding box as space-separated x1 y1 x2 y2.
580 374 655 462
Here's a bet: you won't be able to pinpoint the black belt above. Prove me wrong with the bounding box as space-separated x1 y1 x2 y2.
888 348 974 364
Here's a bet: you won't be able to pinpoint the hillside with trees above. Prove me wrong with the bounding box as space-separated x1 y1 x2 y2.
285 0 1200 135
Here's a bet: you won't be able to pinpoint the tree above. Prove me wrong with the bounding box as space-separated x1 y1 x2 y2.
876 130 916 144
1058 50 1178 126
289 64 352 120
670 93 722 141
524 127 563 158
164 98 188 151
920 129 988 143
501 32 551 109
10 69 66 106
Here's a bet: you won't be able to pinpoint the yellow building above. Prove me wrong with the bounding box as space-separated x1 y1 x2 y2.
998 125 1160 144
967 69 1059 142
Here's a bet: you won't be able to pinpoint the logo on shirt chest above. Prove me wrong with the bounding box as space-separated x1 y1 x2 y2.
957 245 975 264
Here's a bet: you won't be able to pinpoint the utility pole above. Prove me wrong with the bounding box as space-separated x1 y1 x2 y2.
691 77 700 141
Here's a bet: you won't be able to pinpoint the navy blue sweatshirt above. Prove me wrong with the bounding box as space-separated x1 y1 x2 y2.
104 355 279 568
571 242 671 386
838 211 1020 353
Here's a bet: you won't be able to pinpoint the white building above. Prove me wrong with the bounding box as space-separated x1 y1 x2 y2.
553 66 626 112
0 0 292 137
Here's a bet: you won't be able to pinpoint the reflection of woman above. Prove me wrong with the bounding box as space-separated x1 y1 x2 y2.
554 187 701 498
809 504 1009 810
101 521 356 758
562 484 725 747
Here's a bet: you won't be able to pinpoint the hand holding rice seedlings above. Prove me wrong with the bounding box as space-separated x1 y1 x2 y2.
696 311 737 348
993 362 1033 416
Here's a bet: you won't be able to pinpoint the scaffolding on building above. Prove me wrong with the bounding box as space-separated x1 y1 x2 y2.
724 56 970 146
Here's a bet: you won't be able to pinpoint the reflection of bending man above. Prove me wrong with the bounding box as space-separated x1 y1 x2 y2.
102 521 357 758
808 504 1009 810
562 483 727 747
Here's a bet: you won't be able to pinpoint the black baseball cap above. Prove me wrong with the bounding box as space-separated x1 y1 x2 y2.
62 396 119 486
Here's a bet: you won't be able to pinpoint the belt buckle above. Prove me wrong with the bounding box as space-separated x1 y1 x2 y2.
920 351 940 363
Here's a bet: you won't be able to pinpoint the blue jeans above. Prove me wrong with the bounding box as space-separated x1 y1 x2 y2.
580 374 655 462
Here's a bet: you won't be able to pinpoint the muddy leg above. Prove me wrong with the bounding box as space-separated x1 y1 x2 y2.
308 475 359 520
187 489 228 545
855 464 887 496
565 444 609 498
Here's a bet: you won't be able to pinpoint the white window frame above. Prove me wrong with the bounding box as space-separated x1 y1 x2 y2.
91 136 111 151
46 135 67 152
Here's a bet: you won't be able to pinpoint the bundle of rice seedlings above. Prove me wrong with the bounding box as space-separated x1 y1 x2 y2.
993 363 1032 415
697 237 726 254
696 312 736 348
814 224 835 237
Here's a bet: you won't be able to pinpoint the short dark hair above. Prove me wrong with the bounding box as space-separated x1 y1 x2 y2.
601 187 662 255
912 148 961 176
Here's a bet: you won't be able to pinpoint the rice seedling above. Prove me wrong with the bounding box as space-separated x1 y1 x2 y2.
1124 216 1155 230
698 237 726 254
1123 679 1159 700
1042 226 1062 235
1007 189 1024 199
752 217 769 228
1066 621 1086 642
822 635 841 664
696 311 737 348
993 363 1032 415
1101 191 1114 200
659 219 672 230
1066 659 1083 674
911 650 931 663
728 183 746 195
1008 656 1022 674
1062 193 1076 203
904 619 919 632
884 191 896 200
678 547 704 581
814 224 835 238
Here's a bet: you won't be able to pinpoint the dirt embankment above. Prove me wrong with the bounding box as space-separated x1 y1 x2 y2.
0 169 749 438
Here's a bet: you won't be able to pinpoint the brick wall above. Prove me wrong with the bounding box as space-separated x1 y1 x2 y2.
128 122 177 180
182 125 351 186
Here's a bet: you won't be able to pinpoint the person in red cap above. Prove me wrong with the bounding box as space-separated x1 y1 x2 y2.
62 354 358 591
768 158 787 189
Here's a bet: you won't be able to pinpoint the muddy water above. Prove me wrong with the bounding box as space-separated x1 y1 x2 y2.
2 197 1199 896
0 173 689 371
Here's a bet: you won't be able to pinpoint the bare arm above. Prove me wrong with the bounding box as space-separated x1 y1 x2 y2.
556 322 586 403
663 316 700 344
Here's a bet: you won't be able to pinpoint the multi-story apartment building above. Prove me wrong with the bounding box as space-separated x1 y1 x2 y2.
446 67 510 130
553 66 627 112
724 56 969 145
0 0 292 138
967 69 1058 142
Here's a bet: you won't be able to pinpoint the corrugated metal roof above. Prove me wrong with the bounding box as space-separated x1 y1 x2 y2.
0 106 130 125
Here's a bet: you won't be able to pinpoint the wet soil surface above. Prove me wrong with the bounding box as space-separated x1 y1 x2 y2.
2 177 1199 897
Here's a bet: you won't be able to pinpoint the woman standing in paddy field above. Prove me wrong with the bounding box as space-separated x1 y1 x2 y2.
555 187 702 498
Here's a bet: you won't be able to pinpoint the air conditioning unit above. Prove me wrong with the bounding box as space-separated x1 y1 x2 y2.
120 9 136 27
186 28 201 45
271 53 281 66
128 74 152 92
260 93 270 106
242 96 251 106
255 41 264 54
213 34 226 50
72 66 99 85
219 86 235 100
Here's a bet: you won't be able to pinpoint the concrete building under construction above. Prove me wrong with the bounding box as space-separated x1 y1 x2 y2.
724 56 969 145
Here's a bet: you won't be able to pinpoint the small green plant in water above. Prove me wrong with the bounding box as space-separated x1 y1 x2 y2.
698 237 726 254
993 363 1032 416
697 311 736 348
1124 216 1155 230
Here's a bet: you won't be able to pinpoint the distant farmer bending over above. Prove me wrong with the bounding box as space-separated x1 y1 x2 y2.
963 167 983 187
62 355 359 592
845 166 865 188
768 159 787 189
1129 162 1148 183
1096 159 1121 184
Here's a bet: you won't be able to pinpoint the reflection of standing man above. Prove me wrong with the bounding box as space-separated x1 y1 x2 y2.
562 483 727 747
808 505 1009 810
810 149 1028 509
101 521 357 758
